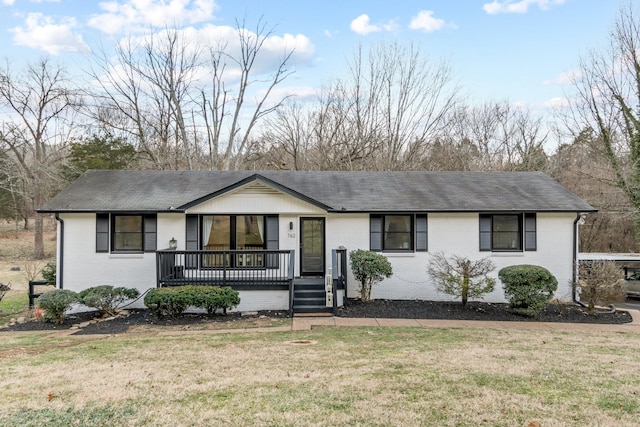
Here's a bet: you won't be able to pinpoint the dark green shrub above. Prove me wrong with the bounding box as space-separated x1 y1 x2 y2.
144 287 192 318
349 249 393 301
41 262 56 285
144 286 241 317
78 285 140 316
37 289 79 323
499 265 558 317
191 286 240 314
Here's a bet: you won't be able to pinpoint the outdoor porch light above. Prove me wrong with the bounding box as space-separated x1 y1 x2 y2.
289 221 294 230
169 237 177 249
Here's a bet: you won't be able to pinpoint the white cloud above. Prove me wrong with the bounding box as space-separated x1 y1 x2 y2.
114 24 315 84
483 0 565 15
350 14 397 35
323 29 339 38
543 69 581 85
262 85 318 102
9 13 89 55
88 0 217 34
2 0 15 5
543 96 570 109
350 14 381 35
409 10 447 32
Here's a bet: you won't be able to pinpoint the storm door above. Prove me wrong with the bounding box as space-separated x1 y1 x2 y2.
300 218 325 276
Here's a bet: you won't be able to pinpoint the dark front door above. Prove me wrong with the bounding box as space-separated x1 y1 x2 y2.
300 217 325 276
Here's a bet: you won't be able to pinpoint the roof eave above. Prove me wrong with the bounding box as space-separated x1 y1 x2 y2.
178 173 333 211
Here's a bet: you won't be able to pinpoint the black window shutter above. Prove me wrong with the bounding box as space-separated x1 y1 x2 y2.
524 213 537 251
370 215 383 251
416 214 428 251
143 214 157 252
266 215 279 249
96 213 109 253
185 215 199 268
479 215 491 251
266 215 279 268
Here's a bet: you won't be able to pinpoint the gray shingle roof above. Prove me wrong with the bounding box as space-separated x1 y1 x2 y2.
39 170 596 213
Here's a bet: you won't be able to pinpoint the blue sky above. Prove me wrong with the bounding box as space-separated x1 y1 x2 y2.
0 0 623 115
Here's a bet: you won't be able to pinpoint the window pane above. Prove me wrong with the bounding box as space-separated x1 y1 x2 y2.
236 216 265 249
203 216 230 250
492 215 520 250
236 215 265 267
384 215 411 250
115 216 142 232
202 216 230 267
114 216 143 251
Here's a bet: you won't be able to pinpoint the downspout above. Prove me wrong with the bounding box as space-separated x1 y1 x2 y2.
55 213 64 290
573 213 586 307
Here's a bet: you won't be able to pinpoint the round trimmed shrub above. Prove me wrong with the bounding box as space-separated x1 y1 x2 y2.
144 287 192 318
499 264 558 317
144 286 241 318
191 286 240 314
37 289 79 323
78 285 140 316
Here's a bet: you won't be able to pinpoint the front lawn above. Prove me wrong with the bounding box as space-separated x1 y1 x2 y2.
1 326 639 426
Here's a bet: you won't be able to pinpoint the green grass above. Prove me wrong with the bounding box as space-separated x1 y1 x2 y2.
1 326 639 426
3 405 136 427
0 292 29 325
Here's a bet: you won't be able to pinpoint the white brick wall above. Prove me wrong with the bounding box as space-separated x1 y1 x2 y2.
334 212 577 303
58 207 578 310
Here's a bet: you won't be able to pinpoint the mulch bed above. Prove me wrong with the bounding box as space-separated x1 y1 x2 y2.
0 309 289 335
0 300 632 335
336 299 633 324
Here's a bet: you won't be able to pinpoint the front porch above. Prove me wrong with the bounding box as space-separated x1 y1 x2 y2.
156 248 348 314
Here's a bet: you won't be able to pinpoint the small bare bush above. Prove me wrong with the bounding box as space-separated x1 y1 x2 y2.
578 261 625 315
22 259 45 282
0 282 11 305
428 253 496 306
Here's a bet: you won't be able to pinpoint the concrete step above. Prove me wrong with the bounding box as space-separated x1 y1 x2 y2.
293 305 333 314
294 289 326 299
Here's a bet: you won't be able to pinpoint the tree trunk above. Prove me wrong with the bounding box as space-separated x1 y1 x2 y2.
462 276 469 306
34 212 44 259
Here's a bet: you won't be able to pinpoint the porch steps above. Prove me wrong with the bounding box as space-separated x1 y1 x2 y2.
293 277 333 314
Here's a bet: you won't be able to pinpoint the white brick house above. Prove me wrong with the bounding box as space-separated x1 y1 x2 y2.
39 171 595 314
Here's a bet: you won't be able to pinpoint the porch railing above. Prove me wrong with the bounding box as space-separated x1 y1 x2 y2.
157 249 295 289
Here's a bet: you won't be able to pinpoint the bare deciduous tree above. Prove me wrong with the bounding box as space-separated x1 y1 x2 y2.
0 59 79 258
88 28 201 170
90 19 296 171
437 101 548 171
567 3 640 247
258 42 460 171
201 17 295 170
